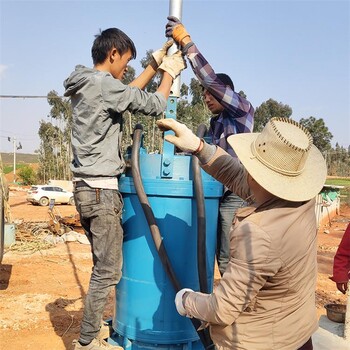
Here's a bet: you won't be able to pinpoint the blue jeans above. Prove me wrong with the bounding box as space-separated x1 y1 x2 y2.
216 192 244 276
74 186 124 344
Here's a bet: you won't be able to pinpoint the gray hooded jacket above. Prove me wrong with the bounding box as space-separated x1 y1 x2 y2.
64 65 166 177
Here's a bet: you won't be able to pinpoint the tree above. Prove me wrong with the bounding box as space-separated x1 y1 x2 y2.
189 78 203 106
180 83 189 98
140 49 160 93
254 98 292 132
18 166 37 185
37 91 72 182
299 116 333 154
122 66 136 85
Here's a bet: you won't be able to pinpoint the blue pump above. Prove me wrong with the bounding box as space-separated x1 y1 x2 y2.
109 94 223 349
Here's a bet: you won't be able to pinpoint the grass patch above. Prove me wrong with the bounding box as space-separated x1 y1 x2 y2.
3 164 27 174
326 178 350 187
326 178 350 205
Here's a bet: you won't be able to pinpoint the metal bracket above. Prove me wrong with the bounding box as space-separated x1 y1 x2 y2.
161 96 177 178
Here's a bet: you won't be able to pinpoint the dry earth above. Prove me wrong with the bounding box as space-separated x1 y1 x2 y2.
0 188 349 350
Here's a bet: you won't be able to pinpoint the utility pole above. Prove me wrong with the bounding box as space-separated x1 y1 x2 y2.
13 137 16 183
7 136 22 183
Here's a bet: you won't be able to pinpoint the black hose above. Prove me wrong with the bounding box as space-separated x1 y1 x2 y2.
131 124 181 291
130 124 215 350
192 124 208 294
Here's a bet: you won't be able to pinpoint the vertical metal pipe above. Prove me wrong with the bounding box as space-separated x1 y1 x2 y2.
168 0 183 97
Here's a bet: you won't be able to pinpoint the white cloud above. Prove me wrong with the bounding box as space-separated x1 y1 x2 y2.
0 64 8 78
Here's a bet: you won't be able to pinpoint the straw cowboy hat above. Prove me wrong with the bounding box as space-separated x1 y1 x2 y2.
228 117 327 202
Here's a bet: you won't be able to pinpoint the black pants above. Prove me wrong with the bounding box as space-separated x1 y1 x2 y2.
297 338 313 350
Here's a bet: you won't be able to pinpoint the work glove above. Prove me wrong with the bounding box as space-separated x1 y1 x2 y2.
152 39 174 66
165 16 191 44
157 118 201 153
175 288 193 316
158 50 187 79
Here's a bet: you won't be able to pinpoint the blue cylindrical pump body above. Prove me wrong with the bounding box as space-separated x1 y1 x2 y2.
110 150 222 350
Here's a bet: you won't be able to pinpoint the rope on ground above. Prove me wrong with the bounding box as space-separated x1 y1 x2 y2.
61 315 74 337
6 221 56 254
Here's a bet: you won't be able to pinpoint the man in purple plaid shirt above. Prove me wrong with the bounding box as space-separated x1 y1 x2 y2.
166 16 254 276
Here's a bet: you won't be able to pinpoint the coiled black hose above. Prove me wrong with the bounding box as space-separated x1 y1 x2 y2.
130 124 215 350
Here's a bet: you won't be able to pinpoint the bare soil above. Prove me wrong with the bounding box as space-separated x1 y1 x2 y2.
0 188 349 350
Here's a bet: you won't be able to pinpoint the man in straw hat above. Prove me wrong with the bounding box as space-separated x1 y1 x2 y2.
157 117 327 350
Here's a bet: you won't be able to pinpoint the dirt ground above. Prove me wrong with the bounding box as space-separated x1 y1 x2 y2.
0 188 349 350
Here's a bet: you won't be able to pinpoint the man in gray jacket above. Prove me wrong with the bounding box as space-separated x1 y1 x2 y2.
157 117 326 350
64 28 185 350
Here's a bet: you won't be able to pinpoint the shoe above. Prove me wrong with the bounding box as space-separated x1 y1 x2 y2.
96 320 111 341
72 338 123 350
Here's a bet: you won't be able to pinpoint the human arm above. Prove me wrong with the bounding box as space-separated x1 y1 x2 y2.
156 118 250 199
330 223 350 294
176 222 278 324
155 72 174 100
165 16 254 133
128 60 158 90
102 52 186 116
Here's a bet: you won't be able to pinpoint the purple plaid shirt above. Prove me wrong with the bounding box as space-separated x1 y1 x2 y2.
186 44 254 158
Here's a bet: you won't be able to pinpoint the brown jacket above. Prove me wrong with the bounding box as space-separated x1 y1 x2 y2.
184 147 318 350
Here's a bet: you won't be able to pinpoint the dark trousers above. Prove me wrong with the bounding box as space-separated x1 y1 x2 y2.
297 337 313 350
216 192 244 276
74 186 124 344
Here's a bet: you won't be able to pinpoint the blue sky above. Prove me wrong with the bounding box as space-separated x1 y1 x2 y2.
0 0 349 154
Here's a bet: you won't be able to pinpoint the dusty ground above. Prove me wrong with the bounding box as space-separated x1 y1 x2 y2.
0 188 349 350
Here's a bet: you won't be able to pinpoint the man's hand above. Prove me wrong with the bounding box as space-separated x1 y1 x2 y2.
156 118 201 153
336 281 348 294
152 40 174 66
158 51 186 79
165 16 190 45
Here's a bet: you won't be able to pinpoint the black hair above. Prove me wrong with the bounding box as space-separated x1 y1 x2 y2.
91 28 137 65
216 73 234 91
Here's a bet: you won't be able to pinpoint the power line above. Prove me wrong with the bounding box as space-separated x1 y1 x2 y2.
0 95 64 99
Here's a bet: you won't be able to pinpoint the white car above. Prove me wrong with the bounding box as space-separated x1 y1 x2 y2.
27 185 75 206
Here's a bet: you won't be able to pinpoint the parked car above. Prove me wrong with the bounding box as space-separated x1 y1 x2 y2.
27 185 75 206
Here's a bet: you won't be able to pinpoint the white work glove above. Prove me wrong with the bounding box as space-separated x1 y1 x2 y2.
156 118 201 153
158 50 187 79
175 288 193 316
152 40 174 66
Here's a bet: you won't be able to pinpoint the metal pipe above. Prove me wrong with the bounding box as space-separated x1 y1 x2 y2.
168 0 183 97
